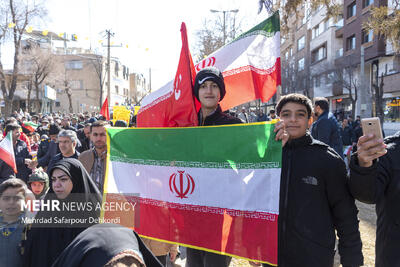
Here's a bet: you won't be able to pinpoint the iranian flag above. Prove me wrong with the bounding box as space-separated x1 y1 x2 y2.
137 12 280 126
0 131 17 173
103 122 281 265
22 121 38 132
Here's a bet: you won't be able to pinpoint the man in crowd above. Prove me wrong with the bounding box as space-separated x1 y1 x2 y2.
0 123 32 182
237 107 249 123
46 130 80 173
268 109 277 120
264 93 363 267
311 97 343 157
341 117 355 146
349 130 399 267
257 110 268 122
77 123 92 152
79 121 108 193
61 116 76 132
187 67 241 267
36 118 49 137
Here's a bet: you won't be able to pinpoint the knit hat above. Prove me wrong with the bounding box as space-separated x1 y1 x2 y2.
194 67 226 101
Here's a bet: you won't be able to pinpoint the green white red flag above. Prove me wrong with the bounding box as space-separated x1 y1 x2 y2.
0 131 17 173
103 122 281 265
137 12 281 126
22 121 38 132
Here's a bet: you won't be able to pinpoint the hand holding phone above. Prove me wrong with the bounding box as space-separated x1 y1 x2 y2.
357 117 387 167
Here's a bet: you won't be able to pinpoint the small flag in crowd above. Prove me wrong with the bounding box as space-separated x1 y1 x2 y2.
0 131 17 173
100 97 110 121
103 122 282 264
22 121 38 132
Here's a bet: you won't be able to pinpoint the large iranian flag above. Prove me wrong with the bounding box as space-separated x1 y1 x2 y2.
103 122 281 265
138 12 280 126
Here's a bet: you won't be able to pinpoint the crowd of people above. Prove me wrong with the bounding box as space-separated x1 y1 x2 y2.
0 66 398 267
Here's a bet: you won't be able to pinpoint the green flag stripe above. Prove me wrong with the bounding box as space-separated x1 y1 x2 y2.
108 123 282 168
232 11 280 43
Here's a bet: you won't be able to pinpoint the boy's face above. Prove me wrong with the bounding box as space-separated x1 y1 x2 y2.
30 181 45 195
0 188 24 217
198 80 220 110
279 102 311 140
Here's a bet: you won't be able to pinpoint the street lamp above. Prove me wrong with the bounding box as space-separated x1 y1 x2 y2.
210 9 239 44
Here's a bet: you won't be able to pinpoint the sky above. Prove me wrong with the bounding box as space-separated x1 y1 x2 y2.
4 0 271 90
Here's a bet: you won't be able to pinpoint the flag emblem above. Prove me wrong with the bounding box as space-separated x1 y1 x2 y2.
169 170 195 199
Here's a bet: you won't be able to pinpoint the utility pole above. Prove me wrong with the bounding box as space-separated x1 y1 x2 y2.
210 9 239 44
102 30 122 108
149 67 152 92
105 30 113 108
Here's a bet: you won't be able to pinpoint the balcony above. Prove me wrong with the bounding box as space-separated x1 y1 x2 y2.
335 19 344 38
335 48 343 58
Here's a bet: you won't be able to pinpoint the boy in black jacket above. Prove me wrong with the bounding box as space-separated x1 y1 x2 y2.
265 93 363 267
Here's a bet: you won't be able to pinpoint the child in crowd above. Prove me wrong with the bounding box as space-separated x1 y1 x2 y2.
0 178 28 267
27 168 49 199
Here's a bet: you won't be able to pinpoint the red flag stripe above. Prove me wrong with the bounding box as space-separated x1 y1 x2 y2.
132 198 278 265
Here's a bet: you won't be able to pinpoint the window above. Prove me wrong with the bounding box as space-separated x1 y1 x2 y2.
363 0 374 8
362 29 373 44
347 2 356 18
297 36 305 51
312 20 328 39
311 44 327 63
65 60 83 70
290 47 293 56
55 101 61 107
285 51 289 60
346 35 356 51
114 62 119 76
69 80 83 89
314 75 321 87
115 85 119 94
298 58 305 71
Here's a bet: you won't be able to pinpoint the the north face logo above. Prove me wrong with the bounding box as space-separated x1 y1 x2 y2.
302 176 318 186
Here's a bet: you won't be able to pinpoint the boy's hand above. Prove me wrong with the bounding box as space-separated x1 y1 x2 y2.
274 120 289 147
357 134 387 167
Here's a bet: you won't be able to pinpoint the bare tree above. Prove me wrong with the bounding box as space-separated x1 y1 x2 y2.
88 54 106 108
0 0 46 116
332 58 359 120
194 12 242 62
20 44 54 112
132 87 151 106
372 62 386 124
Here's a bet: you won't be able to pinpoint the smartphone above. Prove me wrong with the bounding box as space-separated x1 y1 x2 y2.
361 117 383 139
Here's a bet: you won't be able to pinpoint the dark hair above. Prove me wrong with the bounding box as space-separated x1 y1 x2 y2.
269 110 275 114
5 123 21 134
276 93 313 118
0 178 27 197
114 120 128 127
90 120 109 132
314 97 329 111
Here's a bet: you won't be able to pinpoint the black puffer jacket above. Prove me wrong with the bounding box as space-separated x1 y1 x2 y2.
265 134 363 267
198 105 242 126
349 131 400 267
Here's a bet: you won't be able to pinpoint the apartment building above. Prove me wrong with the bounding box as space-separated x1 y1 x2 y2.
335 0 400 120
281 4 311 97
15 32 132 114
